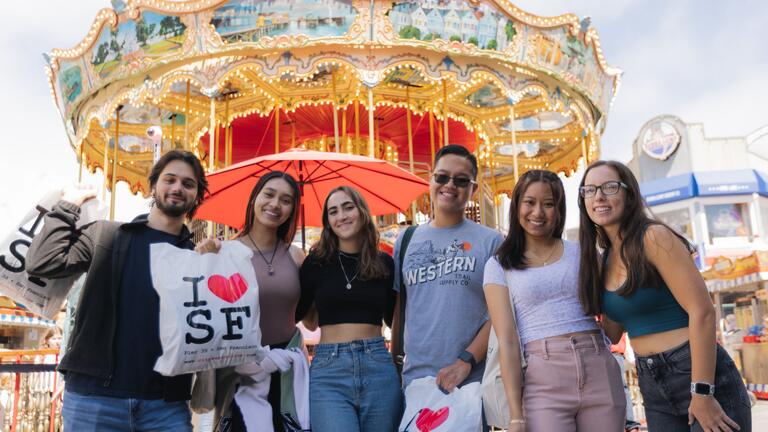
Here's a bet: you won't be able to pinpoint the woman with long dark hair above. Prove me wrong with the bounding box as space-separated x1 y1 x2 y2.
196 171 306 432
296 185 401 431
484 169 625 431
578 160 751 431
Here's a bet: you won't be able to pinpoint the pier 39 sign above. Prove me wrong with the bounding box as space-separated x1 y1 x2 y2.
640 118 682 160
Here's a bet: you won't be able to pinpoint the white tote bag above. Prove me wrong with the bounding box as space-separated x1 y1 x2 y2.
0 191 101 318
481 325 526 428
151 240 266 376
399 377 482 432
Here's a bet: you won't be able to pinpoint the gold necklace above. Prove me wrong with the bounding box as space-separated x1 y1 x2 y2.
527 240 560 266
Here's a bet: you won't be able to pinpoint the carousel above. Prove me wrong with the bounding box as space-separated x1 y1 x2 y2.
45 0 620 231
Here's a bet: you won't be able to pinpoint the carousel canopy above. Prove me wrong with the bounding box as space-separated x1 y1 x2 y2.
45 0 620 202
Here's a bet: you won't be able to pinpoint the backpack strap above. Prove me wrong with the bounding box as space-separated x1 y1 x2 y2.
393 225 417 365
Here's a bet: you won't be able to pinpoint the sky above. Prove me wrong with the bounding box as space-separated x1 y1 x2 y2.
1 0 767 236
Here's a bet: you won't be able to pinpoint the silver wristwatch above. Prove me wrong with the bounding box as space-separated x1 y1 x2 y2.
690 381 715 396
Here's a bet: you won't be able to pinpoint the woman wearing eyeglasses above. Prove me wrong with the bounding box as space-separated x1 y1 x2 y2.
578 161 751 432
296 186 401 431
484 170 625 432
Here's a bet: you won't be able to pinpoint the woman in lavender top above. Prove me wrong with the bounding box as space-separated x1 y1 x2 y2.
483 170 625 432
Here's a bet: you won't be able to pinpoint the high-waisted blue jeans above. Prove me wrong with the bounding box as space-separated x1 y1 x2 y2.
309 337 403 432
635 341 752 431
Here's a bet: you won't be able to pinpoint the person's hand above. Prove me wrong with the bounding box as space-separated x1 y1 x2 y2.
435 359 471 393
688 394 740 431
195 238 221 254
61 184 97 207
507 419 526 432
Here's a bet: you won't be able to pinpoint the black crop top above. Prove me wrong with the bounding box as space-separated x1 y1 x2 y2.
297 251 396 328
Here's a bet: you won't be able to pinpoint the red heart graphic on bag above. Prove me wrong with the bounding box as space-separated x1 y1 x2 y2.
415 407 449 432
207 273 248 303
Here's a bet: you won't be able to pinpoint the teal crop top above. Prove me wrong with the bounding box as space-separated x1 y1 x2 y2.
601 251 689 338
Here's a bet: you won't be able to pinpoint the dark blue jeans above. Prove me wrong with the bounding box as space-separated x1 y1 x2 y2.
635 341 751 431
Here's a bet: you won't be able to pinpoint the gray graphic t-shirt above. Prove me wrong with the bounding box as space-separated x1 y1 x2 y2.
393 219 503 387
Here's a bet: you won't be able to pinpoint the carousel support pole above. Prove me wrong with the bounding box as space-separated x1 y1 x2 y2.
78 143 85 182
224 98 230 164
102 135 109 201
209 98 216 170
355 99 360 152
109 105 122 221
274 105 280 154
406 86 417 221
367 87 375 157
510 104 519 182
442 79 449 146
214 127 220 169
184 80 191 150
341 107 348 153
226 126 233 166
490 141 500 230
581 133 589 168
208 97 217 238
428 111 436 165
170 114 176 150
474 127 485 226
331 68 340 152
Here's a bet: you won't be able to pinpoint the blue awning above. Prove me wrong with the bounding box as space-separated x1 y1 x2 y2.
641 169 768 205
694 170 764 196
641 173 696 205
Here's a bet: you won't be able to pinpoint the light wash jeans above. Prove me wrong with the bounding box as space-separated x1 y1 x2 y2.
309 337 403 432
62 390 192 432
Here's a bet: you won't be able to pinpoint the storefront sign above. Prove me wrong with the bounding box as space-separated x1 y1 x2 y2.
641 120 681 160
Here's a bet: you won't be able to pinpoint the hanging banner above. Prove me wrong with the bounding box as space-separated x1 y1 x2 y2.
151 240 266 376
0 192 101 318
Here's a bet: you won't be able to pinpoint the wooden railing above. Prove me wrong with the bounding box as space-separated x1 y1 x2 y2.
0 349 61 432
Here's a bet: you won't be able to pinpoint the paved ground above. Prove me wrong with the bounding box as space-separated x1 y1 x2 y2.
753 400 768 430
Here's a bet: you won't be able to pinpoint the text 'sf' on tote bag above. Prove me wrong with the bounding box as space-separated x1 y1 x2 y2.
151 240 267 376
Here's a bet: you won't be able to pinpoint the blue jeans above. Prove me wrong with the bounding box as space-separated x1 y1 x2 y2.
635 341 751 431
310 337 403 432
62 390 192 431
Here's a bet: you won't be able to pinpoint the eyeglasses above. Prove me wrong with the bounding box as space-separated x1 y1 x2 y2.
432 173 475 188
579 181 628 198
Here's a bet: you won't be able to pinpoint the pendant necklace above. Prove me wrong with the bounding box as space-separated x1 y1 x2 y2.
338 252 360 290
528 240 560 266
247 233 278 276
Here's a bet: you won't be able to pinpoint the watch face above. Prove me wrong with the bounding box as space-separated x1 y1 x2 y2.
693 382 712 394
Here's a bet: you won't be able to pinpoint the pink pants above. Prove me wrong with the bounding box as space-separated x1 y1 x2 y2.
523 333 626 431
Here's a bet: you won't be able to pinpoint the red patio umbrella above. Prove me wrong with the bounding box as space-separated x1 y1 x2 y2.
196 149 429 243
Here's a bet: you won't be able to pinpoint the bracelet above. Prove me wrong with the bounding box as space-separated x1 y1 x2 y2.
509 419 526 424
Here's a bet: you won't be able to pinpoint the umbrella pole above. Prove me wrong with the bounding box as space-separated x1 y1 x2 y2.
332 68 340 152
510 104 519 182
300 164 306 251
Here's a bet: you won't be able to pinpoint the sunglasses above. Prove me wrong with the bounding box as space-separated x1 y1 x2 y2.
579 181 628 198
432 173 475 188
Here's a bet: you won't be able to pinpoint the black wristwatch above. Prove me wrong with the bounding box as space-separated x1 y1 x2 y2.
690 382 715 396
458 350 477 368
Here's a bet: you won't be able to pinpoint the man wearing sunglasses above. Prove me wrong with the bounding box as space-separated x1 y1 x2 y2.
392 144 503 426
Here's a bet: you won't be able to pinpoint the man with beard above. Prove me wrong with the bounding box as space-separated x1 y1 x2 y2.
26 150 208 431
